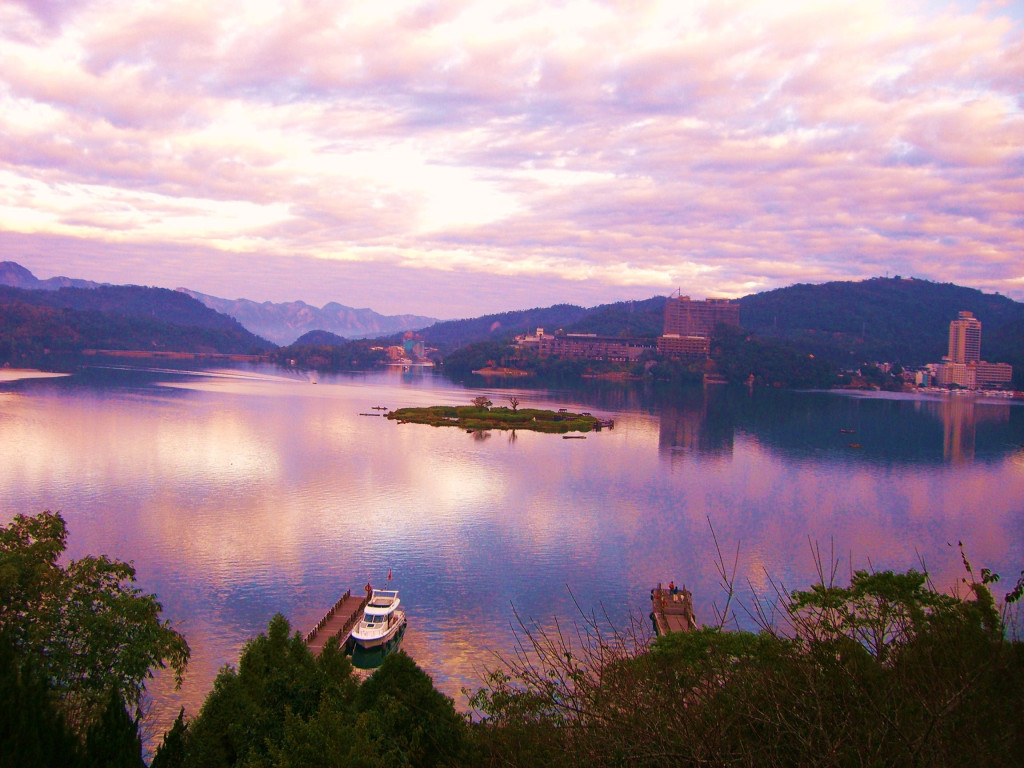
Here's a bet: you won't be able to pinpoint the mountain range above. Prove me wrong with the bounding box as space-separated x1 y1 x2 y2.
177 289 436 346
2 261 1022 384
0 262 435 346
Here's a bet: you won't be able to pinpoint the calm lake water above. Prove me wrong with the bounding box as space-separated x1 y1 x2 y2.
2 363 1023 742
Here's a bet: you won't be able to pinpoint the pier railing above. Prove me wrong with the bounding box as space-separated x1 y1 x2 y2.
304 589 361 644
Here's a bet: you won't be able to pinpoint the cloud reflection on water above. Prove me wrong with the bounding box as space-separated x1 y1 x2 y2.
0 367 1021 744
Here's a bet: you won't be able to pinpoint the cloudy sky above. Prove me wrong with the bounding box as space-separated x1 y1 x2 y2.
1 0 1022 319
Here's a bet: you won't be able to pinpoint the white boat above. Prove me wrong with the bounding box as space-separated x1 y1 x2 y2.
350 588 406 649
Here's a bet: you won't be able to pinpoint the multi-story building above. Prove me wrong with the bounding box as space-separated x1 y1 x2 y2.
515 329 656 361
948 311 982 364
657 334 711 359
662 294 740 337
974 361 1013 388
927 311 1013 390
933 360 976 389
658 293 740 360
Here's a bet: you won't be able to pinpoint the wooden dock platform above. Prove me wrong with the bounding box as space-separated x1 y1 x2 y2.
304 589 368 655
650 583 696 635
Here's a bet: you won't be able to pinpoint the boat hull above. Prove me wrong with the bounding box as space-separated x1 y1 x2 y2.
350 610 407 649
350 623 407 670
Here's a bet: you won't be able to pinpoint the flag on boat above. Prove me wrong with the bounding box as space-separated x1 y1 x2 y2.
387 567 392 581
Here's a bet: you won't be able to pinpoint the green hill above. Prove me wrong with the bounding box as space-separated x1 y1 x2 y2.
291 329 348 346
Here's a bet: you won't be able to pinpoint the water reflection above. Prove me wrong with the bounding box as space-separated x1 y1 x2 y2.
1 365 1022 747
350 625 407 671
659 386 735 457
651 386 1021 466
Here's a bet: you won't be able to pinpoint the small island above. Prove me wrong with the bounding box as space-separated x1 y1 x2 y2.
387 396 611 434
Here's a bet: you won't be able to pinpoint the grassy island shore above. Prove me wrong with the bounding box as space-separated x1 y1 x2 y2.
387 404 603 433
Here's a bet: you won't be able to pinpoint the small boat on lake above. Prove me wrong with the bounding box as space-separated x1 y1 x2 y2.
350 588 406 649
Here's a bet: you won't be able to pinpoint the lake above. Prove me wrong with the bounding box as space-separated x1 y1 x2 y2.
2 363 1023 743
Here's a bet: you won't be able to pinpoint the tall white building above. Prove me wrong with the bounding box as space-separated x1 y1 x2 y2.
930 310 1013 390
948 311 981 364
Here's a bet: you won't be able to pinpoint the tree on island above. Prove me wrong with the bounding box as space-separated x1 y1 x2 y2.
471 395 492 409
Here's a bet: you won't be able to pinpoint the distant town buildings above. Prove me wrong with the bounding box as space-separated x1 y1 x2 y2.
515 328 656 361
514 293 741 364
927 310 1012 390
658 293 740 359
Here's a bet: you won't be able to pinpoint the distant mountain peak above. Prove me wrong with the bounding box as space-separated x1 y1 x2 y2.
176 288 437 346
0 261 103 291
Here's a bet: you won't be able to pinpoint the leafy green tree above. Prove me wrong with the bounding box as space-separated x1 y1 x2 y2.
175 615 359 768
0 511 189 734
356 652 468 768
469 563 1024 767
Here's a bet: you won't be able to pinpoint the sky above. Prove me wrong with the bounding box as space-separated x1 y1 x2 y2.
1 0 1022 320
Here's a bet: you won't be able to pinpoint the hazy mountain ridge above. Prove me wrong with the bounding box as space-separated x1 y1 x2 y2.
178 288 436 346
0 261 104 291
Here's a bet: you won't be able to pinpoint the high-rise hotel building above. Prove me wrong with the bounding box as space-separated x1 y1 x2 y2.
932 310 1013 389
658 293 740 358
947 311 981 364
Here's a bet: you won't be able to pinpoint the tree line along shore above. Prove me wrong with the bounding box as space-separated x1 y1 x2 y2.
3 509 1023 767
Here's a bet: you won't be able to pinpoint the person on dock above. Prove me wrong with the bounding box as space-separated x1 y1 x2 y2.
365 581 372 600
669 580 676 595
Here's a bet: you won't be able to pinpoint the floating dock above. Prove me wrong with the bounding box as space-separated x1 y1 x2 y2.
650 583 697 635
304 589 368 655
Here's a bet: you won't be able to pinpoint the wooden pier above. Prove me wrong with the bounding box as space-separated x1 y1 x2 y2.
650 583 697 635
304 589 368 655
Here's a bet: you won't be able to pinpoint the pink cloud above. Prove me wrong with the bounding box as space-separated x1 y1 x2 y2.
0 0 1022 315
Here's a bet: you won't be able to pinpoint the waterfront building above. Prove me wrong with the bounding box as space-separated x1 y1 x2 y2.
927 311 1013 390
934 360 976 389
974 361 1013 388
514 329 656 361
657 334 711 359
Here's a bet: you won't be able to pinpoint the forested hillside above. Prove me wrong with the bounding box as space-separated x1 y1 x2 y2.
414 304 592 348
0 285 273 364
563 296 666 337
737 277 1024 369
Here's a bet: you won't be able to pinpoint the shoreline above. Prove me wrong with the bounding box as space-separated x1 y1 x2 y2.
832 386 1023 404
0 368 71 382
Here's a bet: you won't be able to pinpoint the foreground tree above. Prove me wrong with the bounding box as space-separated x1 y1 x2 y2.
165 615 469 767
0 633 86 768
0 511 189 734
469 562 1024 767
84 689 146 768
